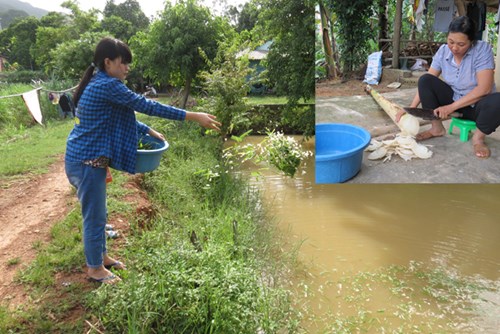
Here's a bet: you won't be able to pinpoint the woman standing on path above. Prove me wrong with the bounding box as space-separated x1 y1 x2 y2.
397 16 500 158
65 37 221 284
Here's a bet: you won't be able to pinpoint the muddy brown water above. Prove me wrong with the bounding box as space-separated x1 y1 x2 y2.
233 136 500 333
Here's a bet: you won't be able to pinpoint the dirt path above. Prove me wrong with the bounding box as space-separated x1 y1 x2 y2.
0 156 74 306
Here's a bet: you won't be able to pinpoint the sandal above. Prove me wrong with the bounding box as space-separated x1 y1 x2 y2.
106 230 119 239
87 274 121 285
104 261 126 270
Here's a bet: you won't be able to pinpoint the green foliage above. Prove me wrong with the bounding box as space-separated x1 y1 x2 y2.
0 84 37 128
131 0 224 107
260 0 315 106
0 70 47 83
0 16 40 70
226 0 260 33
32 25 69 70
328 0 376 74
102 0 150 42
85 121 299 333
233 104 315 138
100 15 134 43
224 130 312 178
199 44 252 137
49 31 110 79
0 119 73 176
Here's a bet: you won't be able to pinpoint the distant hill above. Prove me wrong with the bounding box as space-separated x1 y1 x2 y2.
0 0 49 28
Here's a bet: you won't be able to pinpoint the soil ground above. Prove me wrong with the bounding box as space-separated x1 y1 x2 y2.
315 77 400 98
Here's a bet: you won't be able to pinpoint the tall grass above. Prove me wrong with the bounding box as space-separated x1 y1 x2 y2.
0 84 36 127
0 119 73 177
87 119 301 333
0 81 76 132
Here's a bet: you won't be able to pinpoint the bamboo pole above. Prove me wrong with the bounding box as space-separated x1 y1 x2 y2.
365 85 420 136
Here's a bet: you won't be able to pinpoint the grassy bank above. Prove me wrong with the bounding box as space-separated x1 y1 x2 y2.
0 118 302 333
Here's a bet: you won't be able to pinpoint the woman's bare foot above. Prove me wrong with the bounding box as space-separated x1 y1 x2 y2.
473 142 490 158
416 129 445 141
472 129 490 159
415 121 446 141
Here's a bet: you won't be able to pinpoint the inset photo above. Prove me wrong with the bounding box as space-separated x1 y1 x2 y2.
316 4 500 183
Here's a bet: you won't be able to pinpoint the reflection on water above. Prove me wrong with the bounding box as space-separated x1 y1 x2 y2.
233 136 500 333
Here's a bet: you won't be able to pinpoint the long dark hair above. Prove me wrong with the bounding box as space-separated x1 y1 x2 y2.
73 37 132 107
448 16 477 42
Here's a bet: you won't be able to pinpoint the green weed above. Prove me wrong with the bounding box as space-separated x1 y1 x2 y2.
318 262 498 333
87 120 301 333
7 258 21 266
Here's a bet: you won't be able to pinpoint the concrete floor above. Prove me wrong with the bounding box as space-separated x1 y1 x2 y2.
316 88 500 183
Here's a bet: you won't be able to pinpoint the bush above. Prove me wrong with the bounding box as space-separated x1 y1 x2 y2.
0 80 77 131
233 104 315 138
0 70 47 84
0 84 37 128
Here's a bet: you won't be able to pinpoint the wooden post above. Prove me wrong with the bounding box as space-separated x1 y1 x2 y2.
392 0 403 69
454 0 466 16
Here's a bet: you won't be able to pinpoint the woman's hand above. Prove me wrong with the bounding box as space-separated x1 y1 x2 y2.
186 112 221 131
395 110 406 123
148 128 165 141
433 104 456 119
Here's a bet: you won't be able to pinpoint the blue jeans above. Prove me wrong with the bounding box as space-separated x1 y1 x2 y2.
65 160 107 268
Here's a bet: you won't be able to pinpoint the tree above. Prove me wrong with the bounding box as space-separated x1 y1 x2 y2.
378 0 389 51
131 0 222 109
0 16 40 70
328 0 375 74
200 41 251 137
31 1 100 74
101 15 134 42
103 0 149 41
319 1 338 78
260 0 315 105
226 1 260 33
60 0 101 38
31 12 68 71
50 31 109 79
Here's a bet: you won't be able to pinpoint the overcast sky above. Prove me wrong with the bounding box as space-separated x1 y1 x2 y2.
21 0 247 18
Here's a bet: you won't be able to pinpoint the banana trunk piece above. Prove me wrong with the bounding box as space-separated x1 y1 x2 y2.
365 85 419 137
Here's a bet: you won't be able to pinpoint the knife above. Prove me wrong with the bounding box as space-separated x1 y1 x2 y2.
403 107 462 120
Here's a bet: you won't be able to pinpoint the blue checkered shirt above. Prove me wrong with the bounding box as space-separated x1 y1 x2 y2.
65 70 186 173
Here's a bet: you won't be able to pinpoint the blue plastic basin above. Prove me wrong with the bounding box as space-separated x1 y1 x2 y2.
135 135 169 173
315 123 371 183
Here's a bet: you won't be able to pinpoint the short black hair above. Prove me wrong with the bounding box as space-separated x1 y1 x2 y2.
448 16 477 42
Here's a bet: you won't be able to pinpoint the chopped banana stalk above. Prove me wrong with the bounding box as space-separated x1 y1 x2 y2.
365 134 433 161
365 85 420 137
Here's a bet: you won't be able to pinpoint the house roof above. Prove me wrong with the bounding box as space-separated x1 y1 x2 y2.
237 41 273 60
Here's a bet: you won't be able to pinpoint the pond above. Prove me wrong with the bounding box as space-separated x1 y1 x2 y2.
233 136 500 333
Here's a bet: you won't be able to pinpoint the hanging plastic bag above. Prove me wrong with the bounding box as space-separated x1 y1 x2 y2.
363 51 383 85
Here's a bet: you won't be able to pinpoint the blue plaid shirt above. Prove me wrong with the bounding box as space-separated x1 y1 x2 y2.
65 70 186 173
